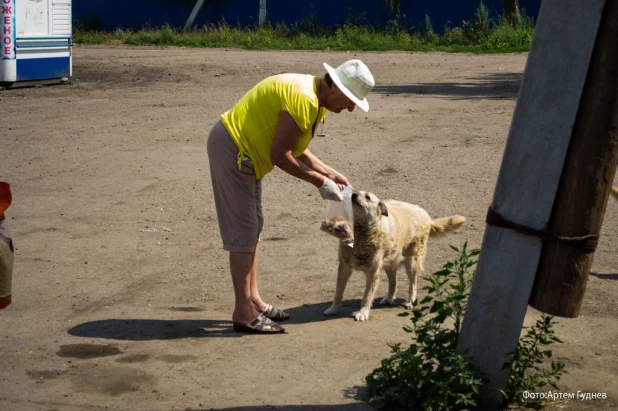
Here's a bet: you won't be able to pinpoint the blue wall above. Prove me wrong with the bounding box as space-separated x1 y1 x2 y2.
73 0 541 32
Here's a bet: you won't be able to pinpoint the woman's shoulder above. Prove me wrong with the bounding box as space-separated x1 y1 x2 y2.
268 73 314 90
277 72 313 82
278 74 318 104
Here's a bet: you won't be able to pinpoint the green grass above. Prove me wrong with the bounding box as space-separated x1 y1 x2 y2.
73 6 535 53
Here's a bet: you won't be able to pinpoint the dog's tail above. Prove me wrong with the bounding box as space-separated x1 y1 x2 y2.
611 185 618 200
430 215 466 236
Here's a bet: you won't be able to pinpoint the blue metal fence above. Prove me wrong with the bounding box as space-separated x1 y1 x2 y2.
73 0 541 32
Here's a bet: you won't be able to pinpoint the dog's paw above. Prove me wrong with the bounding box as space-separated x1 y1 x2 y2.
403 301 413 309
353 308 370 322
323 305 340 316
379 296 395 306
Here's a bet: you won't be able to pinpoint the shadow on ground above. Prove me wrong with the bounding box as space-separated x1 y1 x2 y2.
68 319 239 340
282 299 409 325
192 384 370 410
372 72 522 100
187 401 371 411
67 300 408 340
590 272 618 280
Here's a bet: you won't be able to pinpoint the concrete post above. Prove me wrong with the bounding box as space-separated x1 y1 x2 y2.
455 0 606 405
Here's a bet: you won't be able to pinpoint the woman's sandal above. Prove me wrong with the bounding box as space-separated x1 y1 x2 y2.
232 313 285 334
260 304 290 321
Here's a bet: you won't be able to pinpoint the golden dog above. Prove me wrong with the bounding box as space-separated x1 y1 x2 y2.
323 191 465 321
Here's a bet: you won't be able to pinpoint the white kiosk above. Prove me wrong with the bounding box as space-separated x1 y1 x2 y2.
0 0 72 86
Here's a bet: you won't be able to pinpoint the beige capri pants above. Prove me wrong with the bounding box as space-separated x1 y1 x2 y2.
206 120 263 253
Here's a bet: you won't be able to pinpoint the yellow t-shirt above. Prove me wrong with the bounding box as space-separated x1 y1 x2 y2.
220 73 327 180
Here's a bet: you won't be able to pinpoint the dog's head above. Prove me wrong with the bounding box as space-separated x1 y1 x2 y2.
351 190 388 222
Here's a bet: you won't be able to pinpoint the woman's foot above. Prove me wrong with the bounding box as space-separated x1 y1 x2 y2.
259 304 290 321
232 313 285 334
251 297 290 321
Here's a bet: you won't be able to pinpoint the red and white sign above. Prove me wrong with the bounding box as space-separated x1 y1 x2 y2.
1 0 15 59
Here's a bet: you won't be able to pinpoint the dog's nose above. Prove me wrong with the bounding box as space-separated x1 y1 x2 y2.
352 193 358 200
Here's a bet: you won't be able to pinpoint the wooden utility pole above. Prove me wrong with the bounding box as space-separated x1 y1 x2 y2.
456 0 614 405
529 0 618 317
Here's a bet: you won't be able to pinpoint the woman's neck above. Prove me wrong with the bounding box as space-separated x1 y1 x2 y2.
316 77 328 107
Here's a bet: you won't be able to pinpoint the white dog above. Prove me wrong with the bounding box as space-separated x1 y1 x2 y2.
323 190 466 321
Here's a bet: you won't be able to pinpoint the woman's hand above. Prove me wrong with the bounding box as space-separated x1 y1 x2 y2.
296 149 350 190
328 169 350 191
318 177 344 201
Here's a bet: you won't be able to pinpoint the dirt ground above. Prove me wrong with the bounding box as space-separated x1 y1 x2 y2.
0 46 616 411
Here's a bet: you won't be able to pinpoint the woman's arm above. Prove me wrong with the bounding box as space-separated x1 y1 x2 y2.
297 149 331 176
270 111 325 188
297 149 349 187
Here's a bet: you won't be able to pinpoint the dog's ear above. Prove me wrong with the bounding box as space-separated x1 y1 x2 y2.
378 201 388 217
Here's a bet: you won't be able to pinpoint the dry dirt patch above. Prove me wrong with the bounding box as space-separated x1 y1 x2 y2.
0 46 616 410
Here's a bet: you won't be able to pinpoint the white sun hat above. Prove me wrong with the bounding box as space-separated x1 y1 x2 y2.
323 59 375 112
